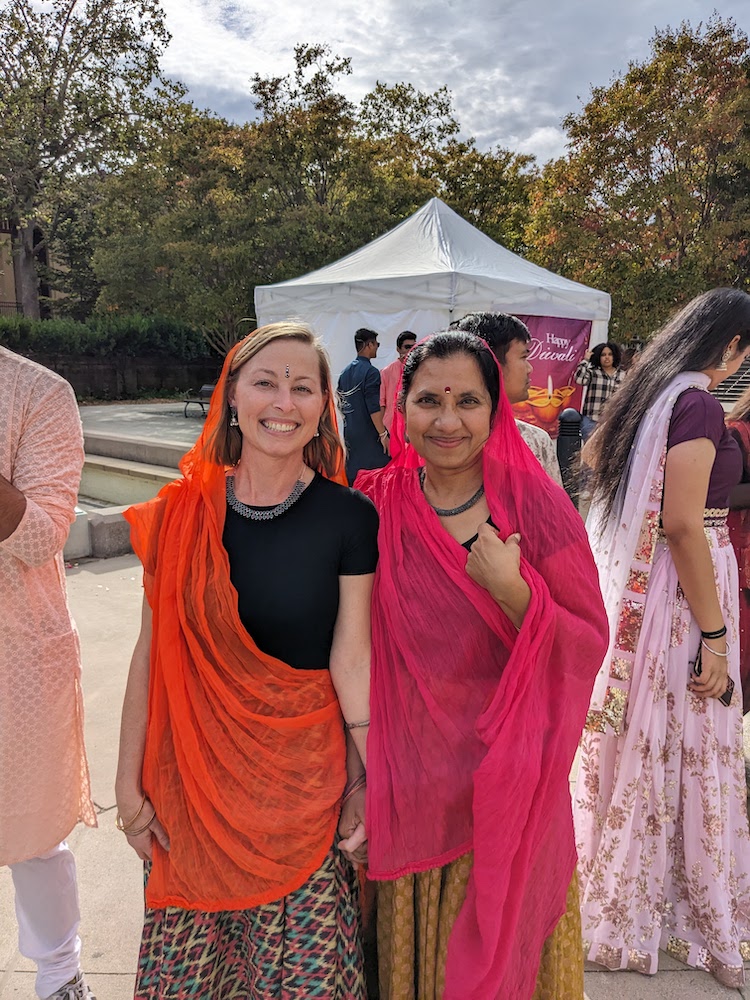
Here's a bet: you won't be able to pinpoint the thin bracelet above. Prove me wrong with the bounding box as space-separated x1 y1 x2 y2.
115 793 146 832
123 811 156 838
342 775 367 805
701 625 727 640
343 774 367 797
345 719 370 730
701 639 730 658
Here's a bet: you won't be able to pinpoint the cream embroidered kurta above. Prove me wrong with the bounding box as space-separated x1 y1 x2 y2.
0 348 96 865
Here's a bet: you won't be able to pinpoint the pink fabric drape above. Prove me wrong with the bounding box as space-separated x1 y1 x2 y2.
357 354 608 999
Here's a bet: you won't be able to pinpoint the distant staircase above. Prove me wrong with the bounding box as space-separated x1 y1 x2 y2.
712 360 750 411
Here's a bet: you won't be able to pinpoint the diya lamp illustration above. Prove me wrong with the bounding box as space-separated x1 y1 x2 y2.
514 376 577 434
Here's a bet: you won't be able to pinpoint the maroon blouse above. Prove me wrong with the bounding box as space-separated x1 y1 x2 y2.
667 388 741 508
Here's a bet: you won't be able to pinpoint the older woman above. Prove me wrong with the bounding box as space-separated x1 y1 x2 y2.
356 331 608 999
574 340 625 441
115 323 376 998
574 289 750 987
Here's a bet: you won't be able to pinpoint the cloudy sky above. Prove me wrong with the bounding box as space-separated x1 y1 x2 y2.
158 0 747 164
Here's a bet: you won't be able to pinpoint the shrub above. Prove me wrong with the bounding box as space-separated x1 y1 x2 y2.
0 314 214 360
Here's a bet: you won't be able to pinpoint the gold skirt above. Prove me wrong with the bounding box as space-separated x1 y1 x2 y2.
377 854 583 1000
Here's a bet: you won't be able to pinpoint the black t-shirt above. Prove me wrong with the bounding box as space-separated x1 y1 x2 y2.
222 473 379 670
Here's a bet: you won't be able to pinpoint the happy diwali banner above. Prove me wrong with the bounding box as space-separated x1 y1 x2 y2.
511 315 592 438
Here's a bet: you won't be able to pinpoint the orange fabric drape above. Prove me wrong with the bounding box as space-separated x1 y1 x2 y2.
124 339 349 910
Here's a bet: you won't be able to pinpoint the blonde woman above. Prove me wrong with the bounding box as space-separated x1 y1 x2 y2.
116 324 376 998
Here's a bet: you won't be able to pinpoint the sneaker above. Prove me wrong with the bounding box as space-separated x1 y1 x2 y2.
45 972 97 1000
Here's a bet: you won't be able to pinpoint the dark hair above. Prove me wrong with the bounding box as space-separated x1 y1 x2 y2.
354 327 378 349
590 341 622 370
454 312 530 363
590 288 750 522
396 330 417 349
398 331 501 418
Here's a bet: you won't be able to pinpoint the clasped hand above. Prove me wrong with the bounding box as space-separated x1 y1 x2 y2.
338 785 367 866
465 523 523 602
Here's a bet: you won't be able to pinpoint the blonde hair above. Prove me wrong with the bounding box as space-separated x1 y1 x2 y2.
207 322 343 476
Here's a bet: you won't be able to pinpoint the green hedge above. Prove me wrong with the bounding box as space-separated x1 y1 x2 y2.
0 314 214 360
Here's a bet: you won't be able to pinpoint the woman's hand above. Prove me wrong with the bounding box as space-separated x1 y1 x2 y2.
466 525 530 628
466 525 522 600
117 792 170 862
338 786 367 866
689 645 730 701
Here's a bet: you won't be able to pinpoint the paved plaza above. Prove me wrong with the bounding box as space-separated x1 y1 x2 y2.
79 401 205 452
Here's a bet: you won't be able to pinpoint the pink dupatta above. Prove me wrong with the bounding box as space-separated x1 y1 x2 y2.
357 361 608 998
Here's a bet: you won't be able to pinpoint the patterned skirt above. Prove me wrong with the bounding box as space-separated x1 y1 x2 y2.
574 533 750 987
135 847 365 999
376 852 584 999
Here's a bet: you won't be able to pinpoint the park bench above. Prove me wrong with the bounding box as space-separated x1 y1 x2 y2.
184 383 215 417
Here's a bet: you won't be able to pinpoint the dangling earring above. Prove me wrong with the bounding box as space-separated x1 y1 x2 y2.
230 406 239 427
314 426 320 438
718 349 732 371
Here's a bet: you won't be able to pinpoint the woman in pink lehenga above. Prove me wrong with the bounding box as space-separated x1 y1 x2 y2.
573 288 750 988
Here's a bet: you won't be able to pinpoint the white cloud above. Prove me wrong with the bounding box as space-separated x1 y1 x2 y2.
157 0 750 163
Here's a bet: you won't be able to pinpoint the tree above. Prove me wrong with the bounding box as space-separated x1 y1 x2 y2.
436 140 536 253
526 15 750 336
0 0 180 317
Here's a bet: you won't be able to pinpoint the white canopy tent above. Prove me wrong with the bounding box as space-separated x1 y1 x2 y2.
255 198 611 378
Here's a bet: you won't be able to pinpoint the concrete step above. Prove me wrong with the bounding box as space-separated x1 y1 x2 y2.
83 431 185 470
80 454 176 507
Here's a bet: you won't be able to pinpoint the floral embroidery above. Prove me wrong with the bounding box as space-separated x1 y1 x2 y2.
575 539 750 985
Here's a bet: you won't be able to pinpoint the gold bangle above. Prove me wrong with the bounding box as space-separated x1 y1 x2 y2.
345 719 370 730
115 794 146 832
123 811 156 838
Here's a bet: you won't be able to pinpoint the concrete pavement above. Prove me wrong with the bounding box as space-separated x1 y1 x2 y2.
1 553 749 999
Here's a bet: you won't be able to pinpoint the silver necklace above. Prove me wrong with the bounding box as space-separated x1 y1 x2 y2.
418 467 485 517
226 468 307 521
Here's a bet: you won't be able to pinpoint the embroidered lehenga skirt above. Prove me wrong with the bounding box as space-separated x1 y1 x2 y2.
135 847 365 999
376 852 584 1000
574 522 750 988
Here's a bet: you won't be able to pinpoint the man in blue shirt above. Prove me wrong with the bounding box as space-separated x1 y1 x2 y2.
337 329 390 483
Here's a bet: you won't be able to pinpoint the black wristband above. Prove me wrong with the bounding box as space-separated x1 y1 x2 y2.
701 625 727 639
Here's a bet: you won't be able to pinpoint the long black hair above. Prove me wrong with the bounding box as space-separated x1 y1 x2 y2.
590 288 750 523
590 341 622 370
398 331 501 418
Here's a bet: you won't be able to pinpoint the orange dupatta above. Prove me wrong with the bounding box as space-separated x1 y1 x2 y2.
125 341 350 911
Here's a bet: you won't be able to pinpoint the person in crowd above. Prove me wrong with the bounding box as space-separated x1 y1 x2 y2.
455 312 563 485
574 340 626 440
116 323 377 999
356 331 607 999
379 330 417 433
0 347 97 1000
727 388 750 713
574 288 750 987
337 328 390 482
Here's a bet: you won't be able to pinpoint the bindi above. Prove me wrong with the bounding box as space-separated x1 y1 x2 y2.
444 386 451 393
285 365 290 379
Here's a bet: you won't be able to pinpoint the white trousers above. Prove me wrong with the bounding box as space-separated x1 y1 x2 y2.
9 842 81 999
